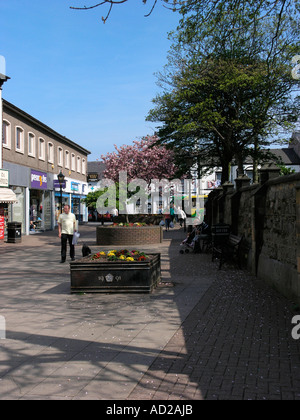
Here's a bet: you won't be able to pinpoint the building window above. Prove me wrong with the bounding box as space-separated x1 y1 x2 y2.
82 158 86 175
216 172 222 185
71 153 76 171
58 147 63 167
28 133 36 157
65 150 70 169
2 120 11 149
246 167 254 184
39 138 45 161
48 142 54 164
15 127 24 153
77 156 81 173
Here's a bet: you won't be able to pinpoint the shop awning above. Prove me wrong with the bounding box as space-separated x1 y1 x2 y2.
0 188 17 204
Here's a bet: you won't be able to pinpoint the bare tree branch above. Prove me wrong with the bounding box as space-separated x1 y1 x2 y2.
70 0 129 22
70 0 181 22
144 0 158 17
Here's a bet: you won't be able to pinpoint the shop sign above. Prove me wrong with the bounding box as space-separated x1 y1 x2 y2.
71 182 79 192
53 180 66 189
31 170 47 190
87 173 99 182
0 218 4 240
0 207 4 240
0 170 9 188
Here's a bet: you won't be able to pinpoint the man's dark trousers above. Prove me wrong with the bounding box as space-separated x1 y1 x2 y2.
61 234 75 262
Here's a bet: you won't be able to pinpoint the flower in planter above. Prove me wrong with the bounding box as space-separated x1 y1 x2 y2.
108 255 118 261
120 249 129 255
107 250 117 257
91 251 106 260
91 249 150 262
110 222 149 227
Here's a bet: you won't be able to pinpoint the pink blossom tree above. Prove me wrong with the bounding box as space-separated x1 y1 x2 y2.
98 136 179 219
101 135 177 185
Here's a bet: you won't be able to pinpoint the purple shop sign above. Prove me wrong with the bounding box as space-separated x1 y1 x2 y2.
31 170 48 190
53 180 66 189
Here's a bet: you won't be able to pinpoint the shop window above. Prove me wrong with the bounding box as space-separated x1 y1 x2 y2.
30 190 43 231
2 120 11 149
16 127 24 153
28 133 36 157
58 147 63 167
48 142 54 163
12 187 26 232
39 138 45 161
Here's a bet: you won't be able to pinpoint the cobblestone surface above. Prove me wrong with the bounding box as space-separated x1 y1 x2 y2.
130 266 300 400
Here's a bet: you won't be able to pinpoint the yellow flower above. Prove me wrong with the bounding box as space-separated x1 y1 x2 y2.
126 257 134 262
119 255 126 260
107 252 115 257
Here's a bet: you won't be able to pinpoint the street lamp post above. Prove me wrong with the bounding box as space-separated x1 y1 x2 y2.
0 56 10 170
57 171 65 215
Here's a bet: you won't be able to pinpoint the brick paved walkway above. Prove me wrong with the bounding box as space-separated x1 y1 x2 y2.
130 265 300 400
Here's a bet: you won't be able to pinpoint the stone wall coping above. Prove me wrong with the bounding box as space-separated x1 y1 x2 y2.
98 225 161 227
264 172 300 187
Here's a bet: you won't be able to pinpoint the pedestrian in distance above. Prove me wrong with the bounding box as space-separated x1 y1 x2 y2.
163 207 172 231
170 203 176 225
177 206 187 228
58 204 77 263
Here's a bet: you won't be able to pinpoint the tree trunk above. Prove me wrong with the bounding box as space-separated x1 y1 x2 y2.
253 139 260 183
236 154 244 177
221 160 231 184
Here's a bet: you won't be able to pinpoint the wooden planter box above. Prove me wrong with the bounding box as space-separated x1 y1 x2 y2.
70 254 161 294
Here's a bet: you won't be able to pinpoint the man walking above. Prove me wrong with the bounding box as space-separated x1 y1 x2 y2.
58 204 77 263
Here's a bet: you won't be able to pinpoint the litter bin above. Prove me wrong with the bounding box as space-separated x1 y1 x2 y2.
7 222 22 243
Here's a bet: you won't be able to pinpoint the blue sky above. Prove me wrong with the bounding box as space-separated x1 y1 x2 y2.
0 0 180 160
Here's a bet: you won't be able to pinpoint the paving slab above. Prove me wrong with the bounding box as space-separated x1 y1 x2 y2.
0 225 214 400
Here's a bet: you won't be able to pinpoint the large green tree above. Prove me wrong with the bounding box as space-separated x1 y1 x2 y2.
147 0 300 183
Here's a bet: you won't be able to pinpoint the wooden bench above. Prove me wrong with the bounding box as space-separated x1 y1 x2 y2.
212 232 244 270
211 224 231 261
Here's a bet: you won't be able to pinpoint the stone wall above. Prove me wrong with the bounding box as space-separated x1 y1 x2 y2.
205 169 300 304
256 176 298 302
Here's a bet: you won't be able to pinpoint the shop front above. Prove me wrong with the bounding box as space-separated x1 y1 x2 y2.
30 170 53 232
54 177 88 224
1 165 53 235
1 165 87 234
70 182 86 222
0 169 17 240
0 185 17 240
54 192 70 225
